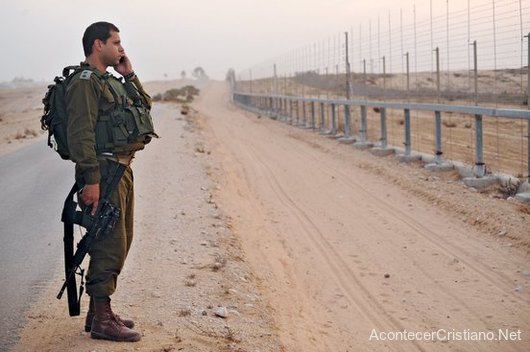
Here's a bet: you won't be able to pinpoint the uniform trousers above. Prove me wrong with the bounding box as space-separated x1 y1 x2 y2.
83 158 134 298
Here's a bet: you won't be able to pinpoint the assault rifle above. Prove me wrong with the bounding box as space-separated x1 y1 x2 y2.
57 162 126 316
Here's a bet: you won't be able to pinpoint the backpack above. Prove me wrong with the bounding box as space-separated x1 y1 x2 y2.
40 66 101 160
41 66 156 160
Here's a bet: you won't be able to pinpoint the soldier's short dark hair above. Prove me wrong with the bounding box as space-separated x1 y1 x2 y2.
82 21 120 57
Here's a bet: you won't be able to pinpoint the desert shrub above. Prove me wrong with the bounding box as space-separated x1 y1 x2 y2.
162 85 200 103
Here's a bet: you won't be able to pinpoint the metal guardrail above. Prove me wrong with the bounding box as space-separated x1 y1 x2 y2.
232 91 530 181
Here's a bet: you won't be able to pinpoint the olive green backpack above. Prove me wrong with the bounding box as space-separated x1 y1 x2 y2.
40 66 105 160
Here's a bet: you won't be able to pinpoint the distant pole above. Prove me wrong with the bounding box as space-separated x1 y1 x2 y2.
406 52 410 100
345 31 352 100
435 47 440 103
344 31 352 139
472 41 485 177
472 41 478 105
382 55 386 100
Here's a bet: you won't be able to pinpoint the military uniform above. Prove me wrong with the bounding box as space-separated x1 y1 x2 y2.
65 62 155 299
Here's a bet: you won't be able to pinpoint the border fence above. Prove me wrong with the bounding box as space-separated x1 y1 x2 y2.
231 0 530 186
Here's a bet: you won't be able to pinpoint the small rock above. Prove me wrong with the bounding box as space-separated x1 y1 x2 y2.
522 269 530 276
200 241 208 246
214 306 228 318
384 273 390 279
498 230 507 236
201 310 207 316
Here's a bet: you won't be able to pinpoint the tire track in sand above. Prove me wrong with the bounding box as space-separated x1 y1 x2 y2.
243 141 427 352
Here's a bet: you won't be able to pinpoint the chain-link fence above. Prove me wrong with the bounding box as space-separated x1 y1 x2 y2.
234 0 530 179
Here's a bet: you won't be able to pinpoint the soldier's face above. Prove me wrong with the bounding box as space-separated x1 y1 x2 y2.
100 31 124 66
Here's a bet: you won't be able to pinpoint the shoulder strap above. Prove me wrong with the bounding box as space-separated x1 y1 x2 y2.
62 65 81 78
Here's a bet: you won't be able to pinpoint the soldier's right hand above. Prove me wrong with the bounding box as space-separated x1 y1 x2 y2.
81 183 100 215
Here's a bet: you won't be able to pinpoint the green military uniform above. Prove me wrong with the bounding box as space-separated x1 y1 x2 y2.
65 62 154 298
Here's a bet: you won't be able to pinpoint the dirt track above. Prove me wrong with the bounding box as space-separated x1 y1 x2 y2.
194 82 530 351
9 81 530 351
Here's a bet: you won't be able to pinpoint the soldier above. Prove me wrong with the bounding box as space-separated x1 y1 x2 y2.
65 21 156 342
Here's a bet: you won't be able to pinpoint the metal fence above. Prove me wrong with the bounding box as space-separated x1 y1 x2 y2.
233 0 530 180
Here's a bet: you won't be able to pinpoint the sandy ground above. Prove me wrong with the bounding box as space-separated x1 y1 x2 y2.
3 80 530 351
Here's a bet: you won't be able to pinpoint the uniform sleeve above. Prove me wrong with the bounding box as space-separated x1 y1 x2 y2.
65 74 102 185
129 76 152 109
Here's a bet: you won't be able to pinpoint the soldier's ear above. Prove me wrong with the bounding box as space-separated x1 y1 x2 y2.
93 39 104 52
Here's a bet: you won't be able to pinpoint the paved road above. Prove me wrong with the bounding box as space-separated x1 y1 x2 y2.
0 141 72 351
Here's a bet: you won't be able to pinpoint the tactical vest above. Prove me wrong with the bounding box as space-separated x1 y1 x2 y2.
92 73 157 154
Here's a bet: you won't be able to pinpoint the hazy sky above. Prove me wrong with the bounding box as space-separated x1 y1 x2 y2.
0 0 523 82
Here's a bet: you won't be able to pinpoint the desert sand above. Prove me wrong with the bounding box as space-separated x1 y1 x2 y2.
2 80 530 351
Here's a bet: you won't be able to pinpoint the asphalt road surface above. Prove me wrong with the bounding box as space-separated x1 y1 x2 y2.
0 141 72 351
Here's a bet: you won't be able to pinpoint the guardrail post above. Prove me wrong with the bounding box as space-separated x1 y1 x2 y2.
360 105 367 142
302 101 307 127
310 101 316 129
463 110 497 188
404 109 411 155
319 102 326 133
474 114 485 177
285 98 293 122
280 98 287 121
291 99 300 126
338 104 355 143
370 107 394 156
434 111 443 164
331 103 337 135
425 111 452 171
353 105 373 149
396 107 421 162
380 108 387 148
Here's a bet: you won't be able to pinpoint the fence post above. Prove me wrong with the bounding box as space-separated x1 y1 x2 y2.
425 47 452 171
395 52 421 162
473 41 485 177
339 32 355 144
514 32 530 200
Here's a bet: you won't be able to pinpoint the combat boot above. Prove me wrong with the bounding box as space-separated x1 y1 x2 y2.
85 297 135 332
90 298 141 342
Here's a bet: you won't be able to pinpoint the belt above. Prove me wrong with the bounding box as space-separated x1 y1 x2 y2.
97 152 135 166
